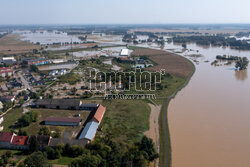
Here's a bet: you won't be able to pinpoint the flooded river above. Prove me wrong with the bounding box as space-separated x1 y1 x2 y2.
167 43 250 167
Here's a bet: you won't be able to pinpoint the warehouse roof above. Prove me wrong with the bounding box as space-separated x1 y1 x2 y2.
81 103 99 108
44 117 82 123
92 104 106 123
120 49 129 56
78 121 99 141
36 99 81 107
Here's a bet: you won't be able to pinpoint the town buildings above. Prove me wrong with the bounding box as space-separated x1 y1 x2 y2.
0 67 13 77
35 99 82 110
0 132 29 150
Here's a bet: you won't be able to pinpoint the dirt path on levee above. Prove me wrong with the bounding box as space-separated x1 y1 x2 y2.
144 103 161 167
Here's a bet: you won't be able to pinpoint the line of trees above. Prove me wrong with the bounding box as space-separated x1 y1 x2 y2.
18 135 158 167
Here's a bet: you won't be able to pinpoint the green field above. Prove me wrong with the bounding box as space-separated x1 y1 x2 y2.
100 99 151 144
2 108 24 132
2 108 90 137
49 156 75 165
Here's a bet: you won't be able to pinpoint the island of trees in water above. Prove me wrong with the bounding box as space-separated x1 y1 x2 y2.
172 35 250 50
212 55 249 70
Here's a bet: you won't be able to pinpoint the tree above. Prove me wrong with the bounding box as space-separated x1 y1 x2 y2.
18 129 28 136
23 152 49 167
70 154 102 167
235 57 249 70
45 147 61 160
52 127 62 138
39 127 51 136
30 65 39 72
138 136 159 161
29 135 39 152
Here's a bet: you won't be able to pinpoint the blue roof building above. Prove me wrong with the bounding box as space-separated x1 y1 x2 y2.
79 121 99 141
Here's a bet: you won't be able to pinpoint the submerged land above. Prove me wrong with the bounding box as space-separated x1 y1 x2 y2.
1 24 250 167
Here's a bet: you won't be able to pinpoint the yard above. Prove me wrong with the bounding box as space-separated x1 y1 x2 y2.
2 107 91 138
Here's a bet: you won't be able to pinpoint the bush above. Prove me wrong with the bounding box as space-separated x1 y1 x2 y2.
18 111 39 127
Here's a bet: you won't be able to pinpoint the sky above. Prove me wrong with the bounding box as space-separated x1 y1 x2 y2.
0 0 250 24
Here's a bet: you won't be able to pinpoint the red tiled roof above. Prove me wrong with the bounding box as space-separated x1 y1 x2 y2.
0 70 13 74
0 67 12 71
93 104 106 123
0 132 14 142
11 136 29 146
44 117 82 123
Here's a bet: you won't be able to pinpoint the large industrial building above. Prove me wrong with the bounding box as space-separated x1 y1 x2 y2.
36 99 82 110
44 117 82 126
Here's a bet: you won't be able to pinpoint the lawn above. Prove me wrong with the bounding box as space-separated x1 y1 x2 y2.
21 108 91 137
100 99 150 144
2 108 24 132
49 156 75 165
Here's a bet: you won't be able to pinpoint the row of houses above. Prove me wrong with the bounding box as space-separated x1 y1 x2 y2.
0 132 30 150
49 69 67 76
0 67 13 77
22 58 50 66
0 132 88 150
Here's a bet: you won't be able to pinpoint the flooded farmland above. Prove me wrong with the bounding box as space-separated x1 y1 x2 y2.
14 30 82 45
38 63 78 71
167 42 250 167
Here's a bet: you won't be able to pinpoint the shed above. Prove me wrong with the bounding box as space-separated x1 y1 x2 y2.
78 121 99 141
44 117 82 126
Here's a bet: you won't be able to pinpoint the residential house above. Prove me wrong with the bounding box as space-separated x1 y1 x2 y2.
0 67 13 77
0 132 16 149
0 95 15 103
11 136 29 150
36 135 52 149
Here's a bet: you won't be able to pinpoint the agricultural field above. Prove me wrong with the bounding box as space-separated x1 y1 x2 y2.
132 48 193 78
0 34 40 55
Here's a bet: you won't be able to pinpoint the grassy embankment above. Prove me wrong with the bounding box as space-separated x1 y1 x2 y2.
158 62 195 167
129 48 195 167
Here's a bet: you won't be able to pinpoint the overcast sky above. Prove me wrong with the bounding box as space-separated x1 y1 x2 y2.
0 0 250 24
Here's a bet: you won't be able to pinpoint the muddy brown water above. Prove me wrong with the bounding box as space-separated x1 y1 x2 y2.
167 43 250 167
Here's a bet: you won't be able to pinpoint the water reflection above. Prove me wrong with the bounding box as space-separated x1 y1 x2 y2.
235 70 248 81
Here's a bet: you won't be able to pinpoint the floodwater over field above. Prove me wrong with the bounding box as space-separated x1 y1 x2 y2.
14 30 81 45
38 63 77 71
166 42 250 167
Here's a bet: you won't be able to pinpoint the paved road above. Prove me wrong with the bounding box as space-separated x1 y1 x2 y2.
17 71 30 89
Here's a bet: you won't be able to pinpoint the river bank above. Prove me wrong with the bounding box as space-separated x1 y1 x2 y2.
159 58 195 167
